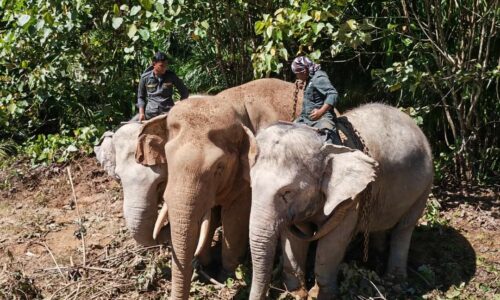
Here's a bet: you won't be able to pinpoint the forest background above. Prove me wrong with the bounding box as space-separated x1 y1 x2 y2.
0 0 498 184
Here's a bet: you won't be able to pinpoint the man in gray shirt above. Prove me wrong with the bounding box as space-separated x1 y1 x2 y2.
292 56 341 144
137 52 189 121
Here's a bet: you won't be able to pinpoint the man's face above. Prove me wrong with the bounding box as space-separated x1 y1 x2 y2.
153 61 168 76
295 70 308 81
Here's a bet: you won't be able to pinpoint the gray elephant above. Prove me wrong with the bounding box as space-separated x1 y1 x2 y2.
245 103 434 300
94 118 169 246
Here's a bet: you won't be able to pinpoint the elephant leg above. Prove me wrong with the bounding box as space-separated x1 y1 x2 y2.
314 208 358 300
371 230 388 254
221 191 251 272
386 187 430 277
281 230 309 297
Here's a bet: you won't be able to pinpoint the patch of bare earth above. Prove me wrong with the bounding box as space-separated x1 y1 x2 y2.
0 156 498 299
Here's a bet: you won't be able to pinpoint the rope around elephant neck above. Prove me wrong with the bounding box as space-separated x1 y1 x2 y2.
338 117 374 263
290 80 302 121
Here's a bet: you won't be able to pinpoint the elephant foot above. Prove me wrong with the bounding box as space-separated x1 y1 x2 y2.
308 282 340 300
307 283 319 299
288 287 308 300
385 266 408 280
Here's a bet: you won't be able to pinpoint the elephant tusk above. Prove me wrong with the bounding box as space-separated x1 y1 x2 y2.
153 204 169 240
194 210 211 257
289 200 355 242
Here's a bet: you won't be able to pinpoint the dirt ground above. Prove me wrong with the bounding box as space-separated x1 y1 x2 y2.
0 156 498 299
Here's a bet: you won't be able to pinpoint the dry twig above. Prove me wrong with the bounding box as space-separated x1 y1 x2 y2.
67 166 86 267
41 242 68 283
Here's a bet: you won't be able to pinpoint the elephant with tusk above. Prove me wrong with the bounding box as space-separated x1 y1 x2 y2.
134 78 302 300
245 103 434 300
94 119 170 246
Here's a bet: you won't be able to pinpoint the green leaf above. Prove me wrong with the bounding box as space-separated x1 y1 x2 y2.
102 11 109 23
66 145 78 152
141 0 153 11
388 83 401 92
113 4 120 15
112 17 123 29
7 103 16 114
309 49 321 60
130 5 141 16
346 19 357 30
138 28 150 41
150 21 159 32
155 2 164 14
279 47 288 61
254 21 265 34
266 25 273 38
312 22 325 35
124 46 135 53
17 14 31 27
128 24 138 38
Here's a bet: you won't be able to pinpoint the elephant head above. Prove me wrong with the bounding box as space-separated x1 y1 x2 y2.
94 119 169 246
245 122 378 300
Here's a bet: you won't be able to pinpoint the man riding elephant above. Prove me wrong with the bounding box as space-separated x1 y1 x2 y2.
292 56 341 144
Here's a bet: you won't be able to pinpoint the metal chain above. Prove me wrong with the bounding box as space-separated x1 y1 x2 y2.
338 117 373 262
290 80 301 121
360 186 372 262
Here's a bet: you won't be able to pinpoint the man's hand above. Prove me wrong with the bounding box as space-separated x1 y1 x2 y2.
309 103 332 121
138 107 146 122
309 108 324 121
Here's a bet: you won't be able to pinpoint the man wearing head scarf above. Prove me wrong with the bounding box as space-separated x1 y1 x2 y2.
292 56 341 144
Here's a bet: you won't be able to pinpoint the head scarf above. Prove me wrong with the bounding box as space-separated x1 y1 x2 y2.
291 56 321 75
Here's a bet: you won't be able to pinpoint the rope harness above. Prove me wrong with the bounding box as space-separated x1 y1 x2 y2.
290 80 302 121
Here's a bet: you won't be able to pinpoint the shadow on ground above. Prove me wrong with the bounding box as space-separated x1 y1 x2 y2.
227 223 476 299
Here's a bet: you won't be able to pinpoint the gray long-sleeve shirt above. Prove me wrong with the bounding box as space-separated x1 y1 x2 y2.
137 68 189 119
299 69 338 120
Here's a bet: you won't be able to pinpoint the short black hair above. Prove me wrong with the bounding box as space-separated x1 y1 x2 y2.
152 51 168 63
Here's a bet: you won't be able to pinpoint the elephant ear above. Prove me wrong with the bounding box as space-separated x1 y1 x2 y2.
135 114 168 166
321 144 378 215
94 131 117 178
240 124 259 182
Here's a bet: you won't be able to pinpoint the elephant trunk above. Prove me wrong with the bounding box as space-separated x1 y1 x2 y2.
249 201 280 300
122 183 169 246
166 184 209 300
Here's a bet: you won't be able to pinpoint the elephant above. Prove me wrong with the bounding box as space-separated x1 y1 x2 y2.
245 103 434 300
93 95 211 246
135 78 302 300
94 119 170 246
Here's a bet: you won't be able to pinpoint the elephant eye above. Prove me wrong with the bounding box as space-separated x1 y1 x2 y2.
215 162 225 177
280 190 292 204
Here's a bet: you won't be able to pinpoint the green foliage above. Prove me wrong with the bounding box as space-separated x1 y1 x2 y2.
251 0 499 183
0 0 498 184
251 0 374 77
23 125 99 165
422 197 447 228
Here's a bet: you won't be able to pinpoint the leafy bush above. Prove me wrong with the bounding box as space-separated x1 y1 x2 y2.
23 125 100 165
